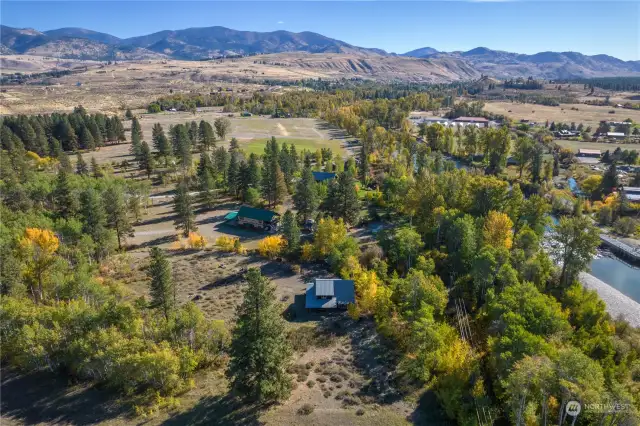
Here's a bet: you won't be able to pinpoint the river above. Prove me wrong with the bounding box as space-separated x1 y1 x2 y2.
590 255 640 303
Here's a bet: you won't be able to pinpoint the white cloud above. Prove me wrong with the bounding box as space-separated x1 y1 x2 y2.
277 21 284 24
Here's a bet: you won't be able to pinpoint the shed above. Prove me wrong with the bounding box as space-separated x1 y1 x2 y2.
305 278 355 310
312 171 337 182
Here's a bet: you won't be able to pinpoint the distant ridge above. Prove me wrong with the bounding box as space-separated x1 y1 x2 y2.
1 24 639 78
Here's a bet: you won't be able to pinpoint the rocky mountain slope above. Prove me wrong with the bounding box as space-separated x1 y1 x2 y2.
2 24 639 79
405 46 640 78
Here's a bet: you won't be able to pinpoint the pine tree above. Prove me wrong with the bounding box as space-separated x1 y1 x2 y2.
172 124 192 170
131 117 143 142
173 180 197 236
213 147 230 181
58 152 73 173
293 166 319 221
148 247 175 320
139 141 154 178
80 187 113 260
326 170 360 226
125 108 133 120
53 170 78 219
227 268 292 401
152 123 171 165
104 185 134 249
79 125 95 150
227 152 240 197
76 153 89 175
88 119 104 147
130 131 142 161
198 120 216 151
281 210 300 256
90 157 102 178
199 168 217 209
359 144 370 183
189 121 199 145
229 137 240 151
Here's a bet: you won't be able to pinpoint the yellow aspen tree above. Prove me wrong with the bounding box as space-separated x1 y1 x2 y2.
482 210 514 249
18 228 60 303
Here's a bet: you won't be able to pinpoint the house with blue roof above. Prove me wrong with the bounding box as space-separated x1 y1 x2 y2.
312 171 337 183
305 278 355 310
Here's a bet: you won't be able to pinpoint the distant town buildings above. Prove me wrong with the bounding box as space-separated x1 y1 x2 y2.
409 116 496 128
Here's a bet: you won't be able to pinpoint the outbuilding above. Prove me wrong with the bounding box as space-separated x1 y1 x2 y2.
305 278 355 310
236 206 279 232
312 171 337 183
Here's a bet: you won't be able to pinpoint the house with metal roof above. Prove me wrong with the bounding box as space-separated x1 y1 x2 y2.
236 206 279 231
312 171 337 183
305 278 355 310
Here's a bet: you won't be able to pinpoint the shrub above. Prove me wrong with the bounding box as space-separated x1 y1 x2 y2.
297 404 314 415
257 235 286 259
613 217 638 236
187 232 207 249
323 391 331 398
214 236 246 254
307 380 315 388
356 408 365 416
290 264 301 274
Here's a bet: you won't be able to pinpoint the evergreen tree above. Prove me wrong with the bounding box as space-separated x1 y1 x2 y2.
173 180 197 236
188 121 199 145
213 147 230 181
90 157 102 178
227 268 292 401
529 143 544 184
152 123 171 165
58 152 73 174
53 170 78 219
148 247 175 320
227 152 240 197
139 141 154 178
281 210 300 256
104 185 134 249
79 125 95 150
125 108 133 120
88 119 104 147
326 170 360 226
198 120 216 151
600 162 619 195
359 144 370 183
76 153 88 176
199 167 217 209
80 187 113 260
131 117 143 142
130 132 142 161
171 124 192 170
293 166 320 221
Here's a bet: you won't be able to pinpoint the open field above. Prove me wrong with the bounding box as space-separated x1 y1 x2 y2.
82 115 350 167
484 101 640 128
554 139 640 152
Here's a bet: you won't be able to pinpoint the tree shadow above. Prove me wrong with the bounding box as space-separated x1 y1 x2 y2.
128 234 177 250
137 214 178 227
409 390 456 426
1 369 129 425
345 319 405 405
161 394 264 426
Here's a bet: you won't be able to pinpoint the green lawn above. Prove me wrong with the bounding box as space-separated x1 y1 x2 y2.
555 139 640 152
239 138 346 155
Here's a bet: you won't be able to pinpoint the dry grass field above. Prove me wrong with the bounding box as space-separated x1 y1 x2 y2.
483 101 640 128
0 51 482 115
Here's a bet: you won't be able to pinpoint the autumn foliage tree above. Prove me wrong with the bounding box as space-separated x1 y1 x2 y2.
18 228 59 303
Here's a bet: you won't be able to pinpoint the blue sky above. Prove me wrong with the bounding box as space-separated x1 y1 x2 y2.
2 1 639 60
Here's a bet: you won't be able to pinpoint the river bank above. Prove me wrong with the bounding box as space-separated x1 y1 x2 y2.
579 272 640 327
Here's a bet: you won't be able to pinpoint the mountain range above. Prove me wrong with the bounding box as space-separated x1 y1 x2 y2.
2 24 639 79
